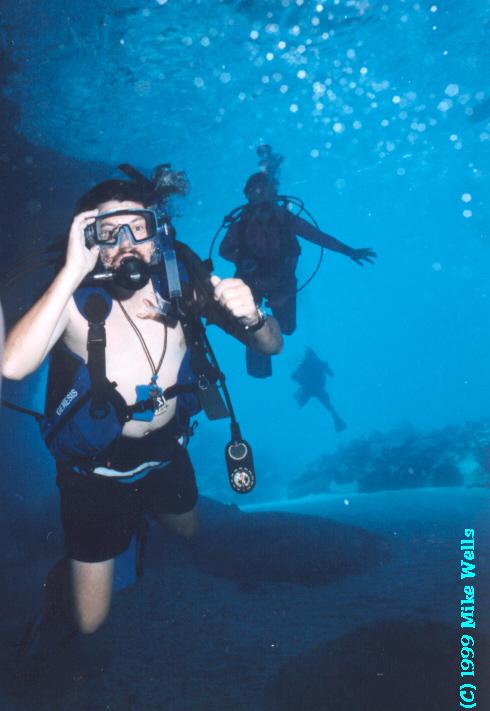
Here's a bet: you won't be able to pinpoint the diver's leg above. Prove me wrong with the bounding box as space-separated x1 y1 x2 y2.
154 506 199 540
56 467 136 633
147 446 199 540
246 347 273 378
239 275 272 376
268 283 297 336
70 558 115 634
18 555 113 656
316 391 347 432
316 389 333 412
294 388 310 408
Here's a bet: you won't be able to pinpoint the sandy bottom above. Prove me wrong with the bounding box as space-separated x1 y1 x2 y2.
0 487 488 710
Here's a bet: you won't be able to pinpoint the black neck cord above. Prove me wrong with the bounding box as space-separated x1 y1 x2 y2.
116 298 168 382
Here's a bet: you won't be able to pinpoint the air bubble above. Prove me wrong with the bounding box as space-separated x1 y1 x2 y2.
445 84 459 97
437 99 452 112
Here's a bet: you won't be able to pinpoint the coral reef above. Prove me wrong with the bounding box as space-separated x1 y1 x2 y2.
289 420 490 498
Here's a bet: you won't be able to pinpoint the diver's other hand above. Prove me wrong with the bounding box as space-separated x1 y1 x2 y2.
210 275 260 327
65 210 100 277
347 247 377 266
136 292 171 321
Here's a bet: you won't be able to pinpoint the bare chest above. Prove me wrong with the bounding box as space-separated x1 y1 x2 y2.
63 293 187 415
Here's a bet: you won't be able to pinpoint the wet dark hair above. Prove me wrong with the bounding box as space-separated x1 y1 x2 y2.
243 171 278 199
75 179 154 214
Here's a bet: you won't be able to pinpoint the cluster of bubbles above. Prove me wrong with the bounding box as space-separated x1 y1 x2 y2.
207 0 486 223
2 0 487 225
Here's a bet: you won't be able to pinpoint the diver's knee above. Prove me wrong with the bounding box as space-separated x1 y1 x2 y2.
156 507 199 539
76 608 109 635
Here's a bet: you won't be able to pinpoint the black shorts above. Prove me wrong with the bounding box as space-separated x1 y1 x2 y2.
57 443 198 563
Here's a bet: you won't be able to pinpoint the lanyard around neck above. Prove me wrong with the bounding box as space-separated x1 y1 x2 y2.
116 298 168 384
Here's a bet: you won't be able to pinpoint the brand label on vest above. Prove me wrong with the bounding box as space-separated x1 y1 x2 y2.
56 388 78 417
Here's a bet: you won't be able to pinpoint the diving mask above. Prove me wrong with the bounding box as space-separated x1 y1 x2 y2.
83 205 182 298
84 209 159 248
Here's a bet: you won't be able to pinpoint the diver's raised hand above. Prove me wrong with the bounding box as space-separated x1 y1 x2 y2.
65 210 100 277
347 247 377 266
210 275 261 328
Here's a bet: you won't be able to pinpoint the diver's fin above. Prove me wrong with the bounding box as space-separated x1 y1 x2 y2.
246 348 272 378
17 611 78 660
16 557 77 660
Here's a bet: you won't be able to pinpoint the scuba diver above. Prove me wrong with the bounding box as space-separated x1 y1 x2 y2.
2 164 282 654
217 145 377 378
291 347 346 433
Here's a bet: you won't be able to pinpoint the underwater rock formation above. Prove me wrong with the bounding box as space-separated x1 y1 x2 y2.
289 420 490 498
187 499 389 586
0 47 110 325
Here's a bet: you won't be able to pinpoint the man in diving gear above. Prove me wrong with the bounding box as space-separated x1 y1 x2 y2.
219 149 376 377
2 174 282 643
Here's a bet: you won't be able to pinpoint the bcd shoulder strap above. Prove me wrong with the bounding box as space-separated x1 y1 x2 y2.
74 287 126 420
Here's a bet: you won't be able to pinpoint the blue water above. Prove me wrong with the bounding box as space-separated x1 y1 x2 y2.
2 0 489 498
0 1 489 708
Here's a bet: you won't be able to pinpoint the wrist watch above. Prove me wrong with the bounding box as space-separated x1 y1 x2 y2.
244 308 267 333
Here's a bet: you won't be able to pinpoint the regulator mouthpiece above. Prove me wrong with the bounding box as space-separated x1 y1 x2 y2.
113 257 151 291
